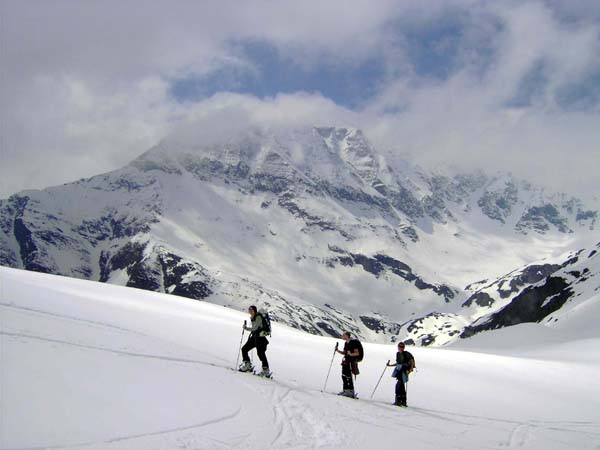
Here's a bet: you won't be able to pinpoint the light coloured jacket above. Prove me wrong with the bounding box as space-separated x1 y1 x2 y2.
245 314 268 337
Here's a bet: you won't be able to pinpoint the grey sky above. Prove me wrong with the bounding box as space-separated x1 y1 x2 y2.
1 0 600 199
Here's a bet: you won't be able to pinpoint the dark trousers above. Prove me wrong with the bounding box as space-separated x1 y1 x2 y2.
395 377 407 405
242 335 269 369
342 362 354 391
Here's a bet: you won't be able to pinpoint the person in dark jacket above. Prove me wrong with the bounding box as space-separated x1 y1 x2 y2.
239 305 271 377
336 331 361 397
387 341 414 406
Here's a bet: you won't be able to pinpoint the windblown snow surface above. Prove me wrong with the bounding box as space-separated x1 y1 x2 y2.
1 267 599 450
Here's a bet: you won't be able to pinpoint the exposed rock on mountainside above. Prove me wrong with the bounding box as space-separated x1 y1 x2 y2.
1 126 597 344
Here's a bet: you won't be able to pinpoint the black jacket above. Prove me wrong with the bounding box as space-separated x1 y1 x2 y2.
396 350 414 375
343 339 361 363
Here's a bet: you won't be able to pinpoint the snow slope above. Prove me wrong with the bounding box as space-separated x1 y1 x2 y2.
2 267 599 449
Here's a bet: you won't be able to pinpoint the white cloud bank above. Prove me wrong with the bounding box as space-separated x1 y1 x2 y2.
1 0 600 199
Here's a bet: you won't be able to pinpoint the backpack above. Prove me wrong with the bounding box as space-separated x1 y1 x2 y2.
257 308 272 336
405 351 415 374
353 339 364 362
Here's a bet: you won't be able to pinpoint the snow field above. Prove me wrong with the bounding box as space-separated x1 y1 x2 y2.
1 267 599 449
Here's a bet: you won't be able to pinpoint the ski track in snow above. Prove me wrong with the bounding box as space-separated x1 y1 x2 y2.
3 269 600 450
0 302 232 366
0 302 147 337
4 323 600 450
3 407 243 450
1 307 343 450
4 319 600 450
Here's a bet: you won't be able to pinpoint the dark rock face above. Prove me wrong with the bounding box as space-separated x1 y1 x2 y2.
374 254 413 275
400 225 419 242
101 241 213 300
477 182 518 224
516 204 571 234
359 316 402 335
75 210 154 242
14 216 50 273
360 316 386 332
130 155 182 175
99 250 111 282
127 262 163 292
326 250 456 302
8 196 59 274
158 252 212 299
316 322 342 338
0 245 18 267
423 193 453 224
277 193 352 239
497 264 561 298
461 276 573 338
351 254 385 277
104 242 146 276
267 302 362 339
462 291 494 308
576 209 597 222
402 311 463 346
388 186 424 220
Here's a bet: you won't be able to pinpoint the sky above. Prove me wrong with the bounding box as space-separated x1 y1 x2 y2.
1 0 600 199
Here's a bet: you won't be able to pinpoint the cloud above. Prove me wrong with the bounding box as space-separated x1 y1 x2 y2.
1 0 600 201
163 91 360 149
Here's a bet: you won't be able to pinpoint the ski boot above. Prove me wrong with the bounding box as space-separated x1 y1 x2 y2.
338 389 356 398
238 361 254 372
256 368 272 378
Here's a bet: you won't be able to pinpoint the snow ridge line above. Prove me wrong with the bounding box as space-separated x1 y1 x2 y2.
0 331 219 368
0 302 232 365
0 302 147 336
2 406 243 450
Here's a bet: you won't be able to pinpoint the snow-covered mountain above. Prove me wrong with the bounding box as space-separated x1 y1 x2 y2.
0 125 597 343
399 240 600 346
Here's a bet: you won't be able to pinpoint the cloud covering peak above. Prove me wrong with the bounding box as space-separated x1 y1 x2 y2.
1 0 600 199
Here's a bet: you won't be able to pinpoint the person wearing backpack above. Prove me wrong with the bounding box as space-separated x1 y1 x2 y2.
336 331 363 398
239 305 272 377
387 341 414 407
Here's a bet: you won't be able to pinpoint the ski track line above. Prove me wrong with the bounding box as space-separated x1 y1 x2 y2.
266 384 342 450
353 403 435 433
1 330 227 370
540 424 600 439
0 303 146 337
0 302 229 365
368 401 479 428
506 423 533 448
171 431 247 450
409 406 600 440
269 386 291 448
2 406 243 450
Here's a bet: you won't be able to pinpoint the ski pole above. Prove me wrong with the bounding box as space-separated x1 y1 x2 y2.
322 342 339 391
370 360 390 399
235 320 246 369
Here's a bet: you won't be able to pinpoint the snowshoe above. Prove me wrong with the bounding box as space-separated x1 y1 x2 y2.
238 361 254 373
256 369 273 379
337 390 357 399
